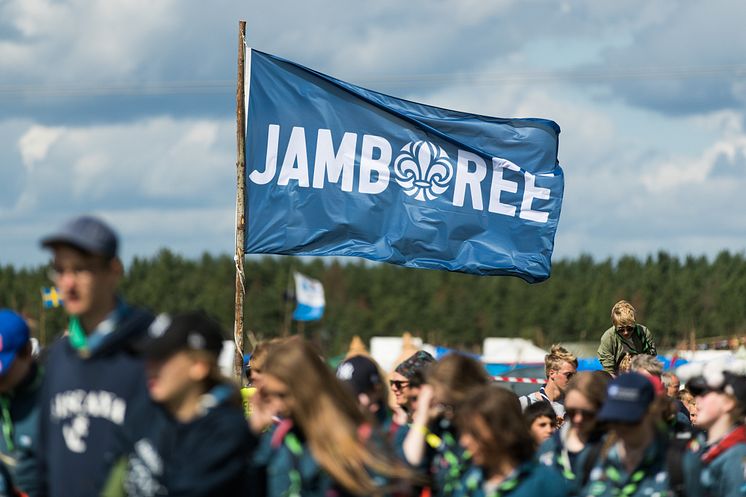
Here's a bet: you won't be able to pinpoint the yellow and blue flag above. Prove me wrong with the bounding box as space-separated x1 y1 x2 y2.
41 286 63 309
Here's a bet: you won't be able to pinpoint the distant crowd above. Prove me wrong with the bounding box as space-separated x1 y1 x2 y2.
0 215 744 497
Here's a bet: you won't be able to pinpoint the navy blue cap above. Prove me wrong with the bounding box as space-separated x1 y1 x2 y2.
41 215 118 258
139 311 225 360
336 355 382 395
0 310 30 374
597 372 655 423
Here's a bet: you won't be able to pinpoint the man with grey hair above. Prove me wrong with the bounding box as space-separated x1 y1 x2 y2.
661 372 681 397
630 354 663 378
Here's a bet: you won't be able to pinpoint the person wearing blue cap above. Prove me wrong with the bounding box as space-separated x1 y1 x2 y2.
579 372 703 497
36 215 155 497
0 309 43 497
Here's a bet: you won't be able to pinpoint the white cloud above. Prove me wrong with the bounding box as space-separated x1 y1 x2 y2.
641 114 746 192
18 125 61 169
10 117 234 214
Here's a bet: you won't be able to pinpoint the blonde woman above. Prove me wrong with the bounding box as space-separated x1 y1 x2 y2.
250 337 413 497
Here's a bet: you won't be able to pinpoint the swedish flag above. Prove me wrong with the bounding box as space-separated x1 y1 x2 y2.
41 287 63 309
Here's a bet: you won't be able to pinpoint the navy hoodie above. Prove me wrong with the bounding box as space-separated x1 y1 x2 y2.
36 305 154 497
111 383 256 497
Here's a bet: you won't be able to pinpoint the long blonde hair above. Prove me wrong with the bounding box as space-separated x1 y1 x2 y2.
263 337 411 495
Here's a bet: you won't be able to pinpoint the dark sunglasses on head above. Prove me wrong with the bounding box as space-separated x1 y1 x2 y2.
389 380 410 390
565 408 596 420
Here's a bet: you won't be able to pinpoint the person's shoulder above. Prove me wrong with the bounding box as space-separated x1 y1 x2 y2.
523 461 569 494
536 433 560 463
600 326 616 339
716 440 746 463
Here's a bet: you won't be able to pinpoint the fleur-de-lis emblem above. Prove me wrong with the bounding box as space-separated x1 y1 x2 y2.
394 141 454 201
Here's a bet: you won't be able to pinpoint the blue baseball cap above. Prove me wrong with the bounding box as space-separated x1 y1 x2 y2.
41 215 118 258
0 310 30 374
597 372 655 423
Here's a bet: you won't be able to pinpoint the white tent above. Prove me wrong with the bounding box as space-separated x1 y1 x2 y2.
481 337 547 364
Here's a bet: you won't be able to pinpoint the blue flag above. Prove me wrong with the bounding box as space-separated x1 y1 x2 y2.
292 272 325 321
244 49 564 283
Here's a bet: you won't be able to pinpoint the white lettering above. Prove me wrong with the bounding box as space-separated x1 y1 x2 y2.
453 151 487 210
488 158 519 216
278 126 310 187
249 124 280 185
312 129 357 192
358 135 391 194
111 398 126 425
520 172 551 223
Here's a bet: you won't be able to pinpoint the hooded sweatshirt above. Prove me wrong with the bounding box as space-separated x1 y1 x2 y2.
105 383 256 497
36 304 154 497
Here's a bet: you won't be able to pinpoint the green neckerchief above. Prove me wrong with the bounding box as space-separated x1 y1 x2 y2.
466 464 526 497
283 431 303 497
0 397 14 452
69 316 88 351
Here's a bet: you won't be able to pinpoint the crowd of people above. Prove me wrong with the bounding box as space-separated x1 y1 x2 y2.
0 215 745 497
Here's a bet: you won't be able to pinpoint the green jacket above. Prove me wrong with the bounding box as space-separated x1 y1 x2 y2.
597 324 656 375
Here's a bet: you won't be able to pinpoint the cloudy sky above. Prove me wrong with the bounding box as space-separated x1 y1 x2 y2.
2 0 745 269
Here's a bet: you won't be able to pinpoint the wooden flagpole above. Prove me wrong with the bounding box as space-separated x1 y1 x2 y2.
233 20 247 382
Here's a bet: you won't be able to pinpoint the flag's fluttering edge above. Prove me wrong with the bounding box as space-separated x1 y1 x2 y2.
244 49 564 283
41 286 63 309
292 272 325 322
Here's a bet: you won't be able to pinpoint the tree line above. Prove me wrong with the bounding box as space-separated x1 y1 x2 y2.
2 249 745 355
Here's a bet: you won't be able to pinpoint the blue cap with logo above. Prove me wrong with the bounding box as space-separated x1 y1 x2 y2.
597 372 655 423
0 310 30 374
40 215 118 258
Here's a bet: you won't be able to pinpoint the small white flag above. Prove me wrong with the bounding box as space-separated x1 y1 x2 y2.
293 272 325 321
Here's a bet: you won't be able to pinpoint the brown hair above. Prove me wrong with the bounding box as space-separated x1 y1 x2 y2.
427 353 491 407
456 385 535 466
184 349 242 407
565 371 610 411
263 337 411 495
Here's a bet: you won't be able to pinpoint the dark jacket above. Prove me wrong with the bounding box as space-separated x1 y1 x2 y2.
36 305 154 497
111 383 255 497
0 362 43 497
454 460 569 497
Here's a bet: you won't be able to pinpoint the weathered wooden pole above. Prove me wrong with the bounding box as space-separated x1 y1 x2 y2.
233 20 247 382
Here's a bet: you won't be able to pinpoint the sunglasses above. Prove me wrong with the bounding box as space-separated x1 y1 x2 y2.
565 408 596 420
389 380 410 390
615 325 635 333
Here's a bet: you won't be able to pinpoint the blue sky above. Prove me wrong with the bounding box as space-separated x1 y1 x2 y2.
2 0 745 268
